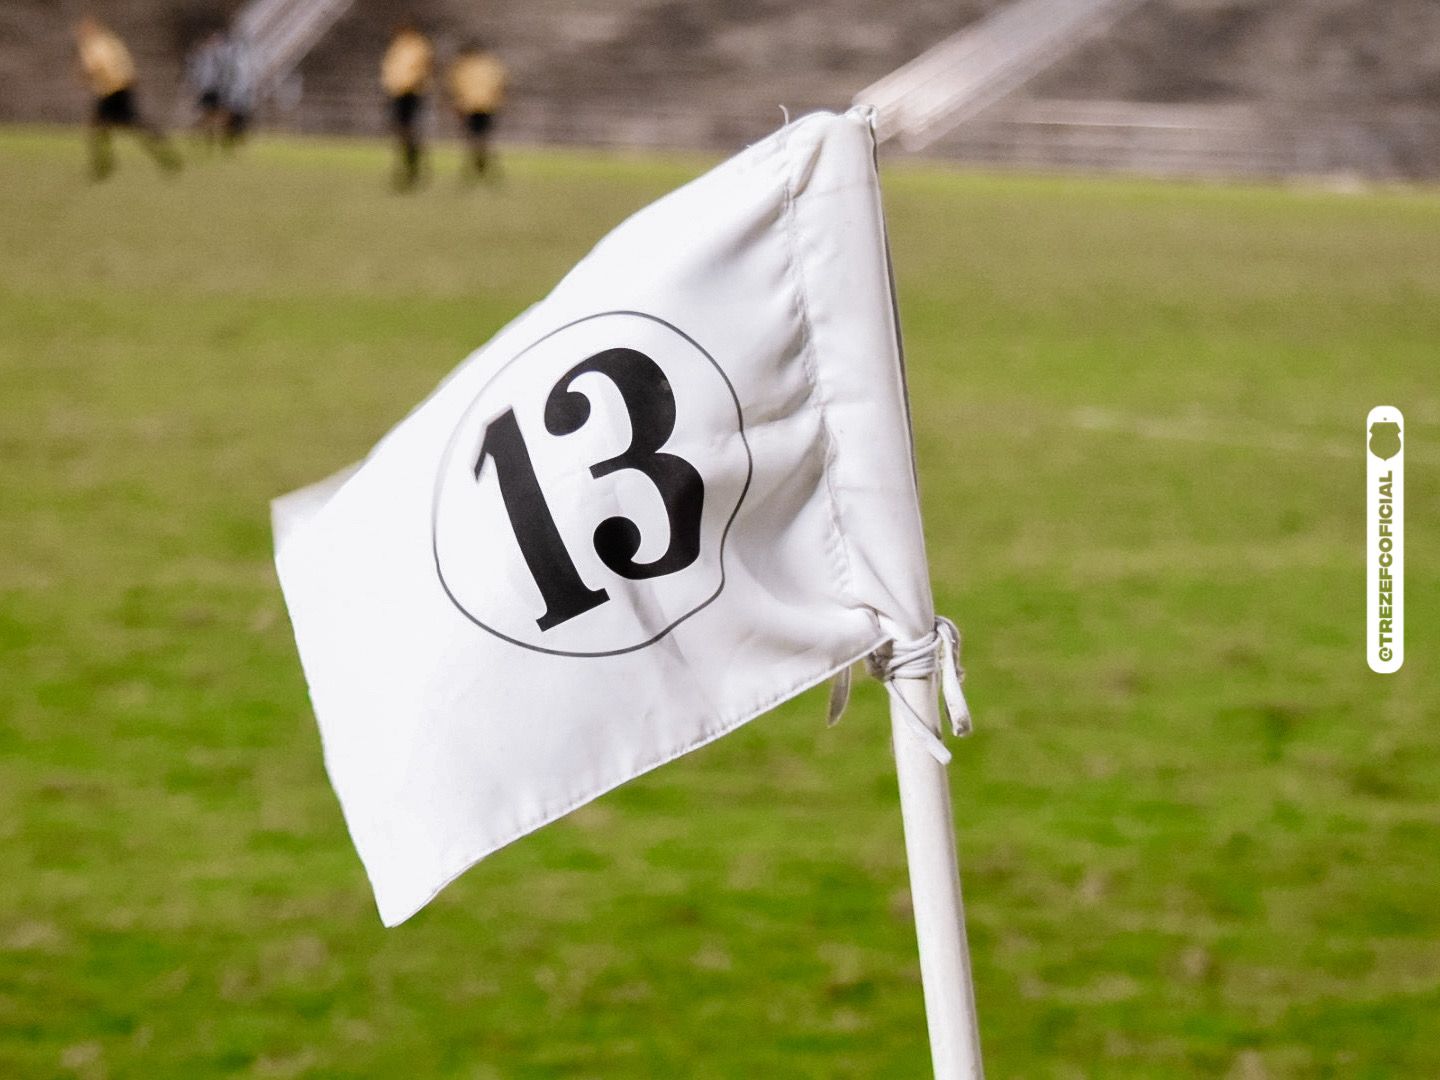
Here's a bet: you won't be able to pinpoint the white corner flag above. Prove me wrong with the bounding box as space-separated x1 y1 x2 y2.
274 110 974 947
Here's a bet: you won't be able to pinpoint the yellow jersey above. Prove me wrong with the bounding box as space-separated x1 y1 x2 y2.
449 53 507 114
382 31 433 97
79 27 135 98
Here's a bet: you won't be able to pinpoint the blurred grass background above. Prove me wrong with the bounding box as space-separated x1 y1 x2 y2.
1 126 1437 1078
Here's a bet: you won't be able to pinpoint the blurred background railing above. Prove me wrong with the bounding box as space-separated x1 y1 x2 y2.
7 0 1440 179
234 0 355 100
854 0 1145 149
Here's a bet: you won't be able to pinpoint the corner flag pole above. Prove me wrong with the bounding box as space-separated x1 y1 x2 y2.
890 673 985 1079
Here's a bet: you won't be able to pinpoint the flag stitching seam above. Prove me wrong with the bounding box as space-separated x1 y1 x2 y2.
779 137 863 616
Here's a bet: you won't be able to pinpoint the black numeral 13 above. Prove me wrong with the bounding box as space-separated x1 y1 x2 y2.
474 349 705 630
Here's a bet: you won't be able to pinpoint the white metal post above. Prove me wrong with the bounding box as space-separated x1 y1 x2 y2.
890 673 985 1079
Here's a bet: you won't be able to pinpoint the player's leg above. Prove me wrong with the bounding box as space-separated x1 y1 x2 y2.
389 93 420 189
88 116 115 180
88 92 121 179
135 117 183 173
197 90 222 150
402 95 425 187
112 88 181 172
466 112 493 179
222 108 249 149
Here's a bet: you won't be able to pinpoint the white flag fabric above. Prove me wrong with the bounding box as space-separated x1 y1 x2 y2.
275 108 954 926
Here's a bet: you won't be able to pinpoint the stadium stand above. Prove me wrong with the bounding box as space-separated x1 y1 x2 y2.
3 0 1438 176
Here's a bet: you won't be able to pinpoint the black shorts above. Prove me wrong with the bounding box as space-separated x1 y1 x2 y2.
225 110 250 137
391 92 423 129
465 112 494 136
95 88 138 126
199 89 222 112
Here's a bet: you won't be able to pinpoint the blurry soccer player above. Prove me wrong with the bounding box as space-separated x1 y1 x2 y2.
448 41 507 183
219 35 258 147
186 29 228 149
74 17 180 180
186 30 255 150
381 22 434 190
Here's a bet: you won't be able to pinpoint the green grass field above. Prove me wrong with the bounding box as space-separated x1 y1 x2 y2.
2 125 1437 1079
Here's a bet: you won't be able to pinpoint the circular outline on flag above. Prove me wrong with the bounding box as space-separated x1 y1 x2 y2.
431 310 754 658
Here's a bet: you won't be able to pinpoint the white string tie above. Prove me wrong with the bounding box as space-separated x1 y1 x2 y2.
826 616 973 765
